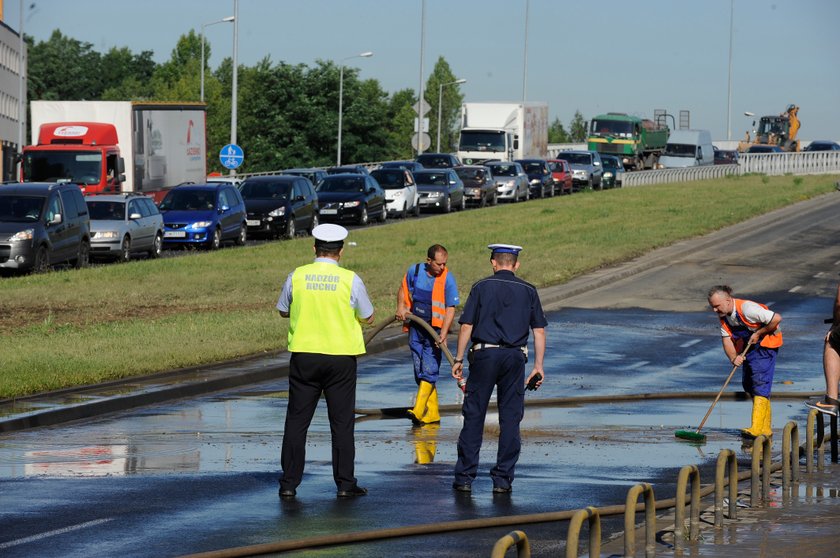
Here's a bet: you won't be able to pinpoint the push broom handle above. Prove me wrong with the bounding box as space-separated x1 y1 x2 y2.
695 343 753 433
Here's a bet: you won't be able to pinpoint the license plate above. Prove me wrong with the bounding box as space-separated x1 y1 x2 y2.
246 220 261 227
164 231 186 238
320 209 338 215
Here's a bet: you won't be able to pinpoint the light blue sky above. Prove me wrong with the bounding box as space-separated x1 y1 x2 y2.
5 0 838 141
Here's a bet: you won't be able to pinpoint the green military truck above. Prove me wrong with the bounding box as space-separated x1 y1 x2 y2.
587 112 669 170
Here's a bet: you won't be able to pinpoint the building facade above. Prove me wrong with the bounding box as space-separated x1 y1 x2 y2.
0 16 25 182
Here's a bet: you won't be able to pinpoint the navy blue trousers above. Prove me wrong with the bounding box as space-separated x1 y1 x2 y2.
454 347 526 489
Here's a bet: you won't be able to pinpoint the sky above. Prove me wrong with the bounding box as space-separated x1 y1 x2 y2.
3 0 839 142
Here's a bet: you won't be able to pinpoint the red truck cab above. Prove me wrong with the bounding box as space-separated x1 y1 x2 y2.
21 122 126 196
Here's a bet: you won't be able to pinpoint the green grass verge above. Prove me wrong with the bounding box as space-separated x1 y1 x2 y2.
0 174 836 398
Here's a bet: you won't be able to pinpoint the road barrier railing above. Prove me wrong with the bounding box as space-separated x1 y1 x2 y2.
181 419 832 558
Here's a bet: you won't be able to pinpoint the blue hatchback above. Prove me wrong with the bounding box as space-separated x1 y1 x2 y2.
158 184 247 249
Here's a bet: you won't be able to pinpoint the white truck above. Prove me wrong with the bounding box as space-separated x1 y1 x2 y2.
456 102 549 164
24 101 207 202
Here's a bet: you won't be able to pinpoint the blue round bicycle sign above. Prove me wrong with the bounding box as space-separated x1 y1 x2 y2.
220 144 244 170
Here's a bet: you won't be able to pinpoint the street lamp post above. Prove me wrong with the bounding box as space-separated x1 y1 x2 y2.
436 79 466 153
337 51 373 167
200 15 234 102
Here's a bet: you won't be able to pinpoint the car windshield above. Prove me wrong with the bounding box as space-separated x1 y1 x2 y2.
159 190 216 211
664 143 696 157
556 153 592 165
455 168 486 181
601 158 620 170
520 162 543 174
590 119 634 136
370 170 406 189
23 151 103 185
87 201 126 220
414 172 449 186
488 164 517 177
318 177 366 193
548 162 566 172
0 195 45 222
240 181 290 199
416 155 453 168
458 130 506 152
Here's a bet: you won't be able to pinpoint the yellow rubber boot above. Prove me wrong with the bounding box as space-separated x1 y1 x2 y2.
420 385 441 424
407 381 434 425
761 397 773 437
413 424 440 464
741 395 769 439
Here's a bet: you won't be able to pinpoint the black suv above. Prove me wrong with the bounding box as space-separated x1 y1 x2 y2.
0 182 91 273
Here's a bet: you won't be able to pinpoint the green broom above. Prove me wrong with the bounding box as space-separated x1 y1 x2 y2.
675 344 752 443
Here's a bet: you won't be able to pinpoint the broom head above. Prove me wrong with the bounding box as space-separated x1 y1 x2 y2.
675 429 707 443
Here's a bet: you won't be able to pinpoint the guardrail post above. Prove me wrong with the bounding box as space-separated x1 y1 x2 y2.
491 530 530 558
715 449 738 527
624 482 656 558
674 465 701 548
781 421 800 490
565 507 601 558
750 435 773 506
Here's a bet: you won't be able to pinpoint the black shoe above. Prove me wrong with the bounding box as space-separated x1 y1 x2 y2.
279 488 296 499
337 485 368 498
492 486 512 494
806 396 840 417
452 482 472 493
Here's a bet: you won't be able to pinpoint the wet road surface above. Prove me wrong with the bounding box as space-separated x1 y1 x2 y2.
2 193 840 556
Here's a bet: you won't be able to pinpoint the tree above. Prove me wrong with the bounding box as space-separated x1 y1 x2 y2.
425 57 464 153
548 117 570 143
385 89 418 160
569 110 588 142
27 30 103 101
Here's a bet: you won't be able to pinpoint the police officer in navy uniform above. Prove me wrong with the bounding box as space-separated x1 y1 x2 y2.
451 244 547 493
276 224 375 499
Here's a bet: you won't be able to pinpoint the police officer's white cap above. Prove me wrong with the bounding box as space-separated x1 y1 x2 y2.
488 243 523 255
312 224 348 243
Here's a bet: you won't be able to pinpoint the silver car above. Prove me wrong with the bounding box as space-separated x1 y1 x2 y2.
86 194 164 262
485 161 530 202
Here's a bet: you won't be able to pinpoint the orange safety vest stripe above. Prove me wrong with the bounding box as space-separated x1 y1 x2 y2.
402 266 449 331
719 298 783 349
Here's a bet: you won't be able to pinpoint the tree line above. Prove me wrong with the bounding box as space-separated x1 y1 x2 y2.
26 30 587 173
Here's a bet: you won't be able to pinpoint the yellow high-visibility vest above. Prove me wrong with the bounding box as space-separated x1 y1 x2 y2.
288 262 365 355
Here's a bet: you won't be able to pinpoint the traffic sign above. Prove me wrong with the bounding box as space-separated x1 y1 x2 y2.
220 144 244 170
413 99 431 117
411 132 431 152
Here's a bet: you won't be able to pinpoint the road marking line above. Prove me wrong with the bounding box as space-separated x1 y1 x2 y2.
789 286 802 293
0 518 114 550
680 339 702 348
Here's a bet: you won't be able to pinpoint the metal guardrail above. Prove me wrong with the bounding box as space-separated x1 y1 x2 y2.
565 507 600 558
622 151 840 188
674 465 701 548
490 530 531 558
782 421 800 491
714 449 738 527
624 482 656 558
750 434 773 507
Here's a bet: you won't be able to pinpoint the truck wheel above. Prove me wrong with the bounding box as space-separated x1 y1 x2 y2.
119 236 131 263
208 228 221 250
149 233 163 258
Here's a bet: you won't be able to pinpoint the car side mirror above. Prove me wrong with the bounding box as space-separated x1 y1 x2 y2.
49 213 62 225
129 212 142 220
295 195 305 201
367 187 375 194
220 205 230 213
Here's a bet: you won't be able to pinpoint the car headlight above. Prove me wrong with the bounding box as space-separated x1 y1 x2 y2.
342 201 361 208
530 179 540 185
268 207 285 217
604 172 614 178
426 191 443 198
8 229 34 242
190 221 213 229
391 190 404 197
95 230 120 239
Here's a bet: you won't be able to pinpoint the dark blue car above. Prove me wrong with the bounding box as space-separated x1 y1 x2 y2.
158 184 247 250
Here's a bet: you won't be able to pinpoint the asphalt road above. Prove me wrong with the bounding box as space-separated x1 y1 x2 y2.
2 192 840 557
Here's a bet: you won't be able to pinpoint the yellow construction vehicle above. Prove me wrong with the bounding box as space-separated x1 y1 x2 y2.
738 104 801 152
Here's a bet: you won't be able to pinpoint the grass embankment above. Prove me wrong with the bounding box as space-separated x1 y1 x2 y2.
1 174 836 399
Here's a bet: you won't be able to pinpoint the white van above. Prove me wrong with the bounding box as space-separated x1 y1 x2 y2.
658 129 714 168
